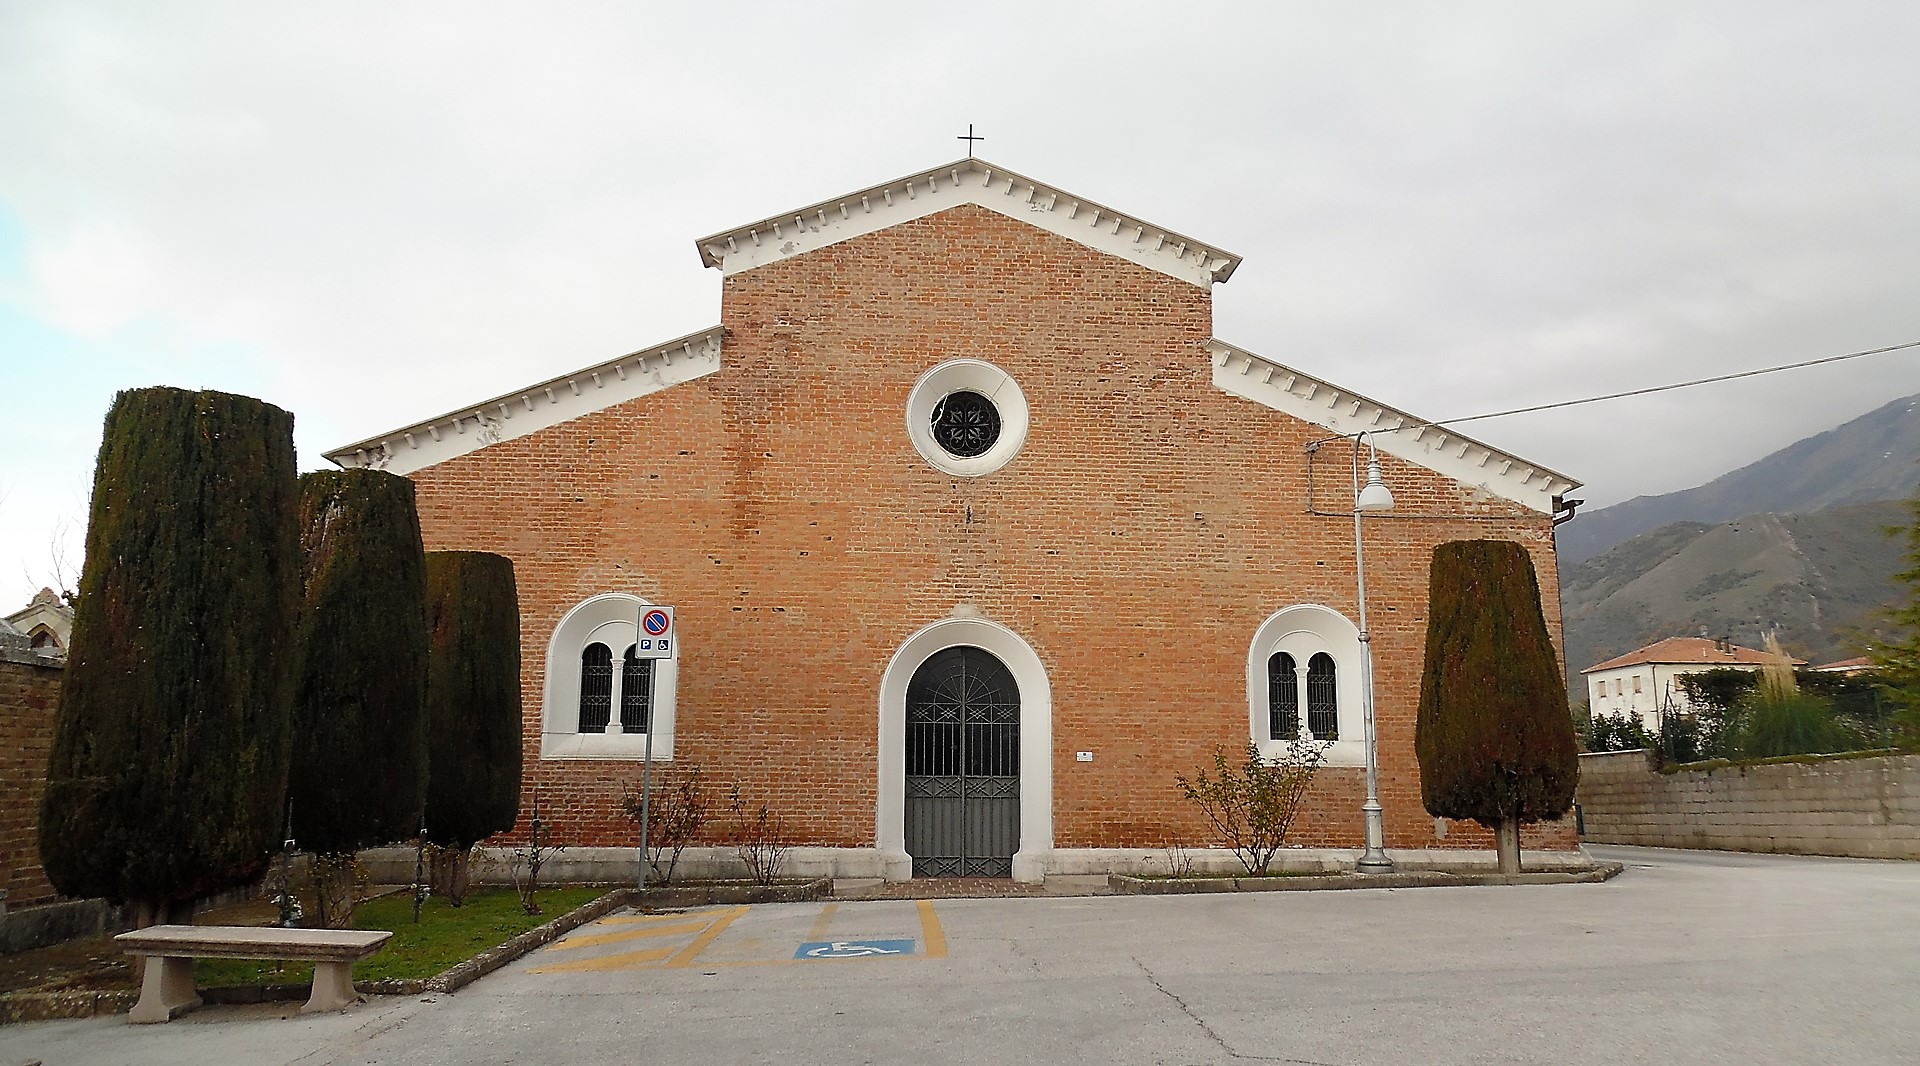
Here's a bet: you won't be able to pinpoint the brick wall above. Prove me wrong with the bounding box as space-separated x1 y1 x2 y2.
1577 750 1920 858
1 650 62 907
407 204 1577 860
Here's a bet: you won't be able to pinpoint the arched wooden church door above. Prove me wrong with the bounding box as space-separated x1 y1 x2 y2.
904 646 1021 877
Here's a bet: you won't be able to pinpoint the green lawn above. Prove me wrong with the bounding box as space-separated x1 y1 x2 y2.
195 886 607 988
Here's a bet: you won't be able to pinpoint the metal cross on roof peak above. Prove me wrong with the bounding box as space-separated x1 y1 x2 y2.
956 124 984 158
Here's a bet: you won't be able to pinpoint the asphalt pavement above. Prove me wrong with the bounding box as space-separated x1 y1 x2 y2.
5 844 1918 1065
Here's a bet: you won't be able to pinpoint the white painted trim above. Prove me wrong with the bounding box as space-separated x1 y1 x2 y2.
1207 339 1581 513
325 326 724 475
540 593 679 761
877 613 1055 883
1248 604 1366 768
696 157 1240 289
905 359 1030 477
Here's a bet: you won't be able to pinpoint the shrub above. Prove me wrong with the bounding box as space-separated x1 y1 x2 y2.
1174 740 1328 875
1738 692 1848 759
286 470 431 927
39 388 300 926
726 785 794 887
623 765 710 886
1415 540 1579 875
1585 713 1651 753
422 551 523 904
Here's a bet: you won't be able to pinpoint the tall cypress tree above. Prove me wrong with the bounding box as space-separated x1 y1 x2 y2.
422 551 522 904
287 469 430 926
1414 539 1578 874
40 388 300 924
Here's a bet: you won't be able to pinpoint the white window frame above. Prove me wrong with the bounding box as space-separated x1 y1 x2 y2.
1248 603 1365 767
905 359 1031 477
541 592 678 760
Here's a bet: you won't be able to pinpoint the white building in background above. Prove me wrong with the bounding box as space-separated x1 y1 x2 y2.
1583 637 1804 733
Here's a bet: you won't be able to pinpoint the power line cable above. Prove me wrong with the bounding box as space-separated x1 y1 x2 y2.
1412 337 1920 431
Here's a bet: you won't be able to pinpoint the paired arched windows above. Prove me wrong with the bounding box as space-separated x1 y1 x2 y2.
575 643 655 734
1267 651 1338 742
1249 605 1365 767
542 593 677 760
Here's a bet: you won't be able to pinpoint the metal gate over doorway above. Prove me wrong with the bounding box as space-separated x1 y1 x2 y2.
904 646 1021 877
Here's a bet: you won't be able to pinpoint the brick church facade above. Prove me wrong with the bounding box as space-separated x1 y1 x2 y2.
330 158 1582 880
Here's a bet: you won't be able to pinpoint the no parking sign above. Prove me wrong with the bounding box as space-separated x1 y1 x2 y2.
632 605 676 660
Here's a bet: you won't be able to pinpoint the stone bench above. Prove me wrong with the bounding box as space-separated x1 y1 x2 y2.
114 925 394 1022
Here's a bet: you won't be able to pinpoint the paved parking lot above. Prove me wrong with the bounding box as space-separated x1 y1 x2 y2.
6 845 1920 1065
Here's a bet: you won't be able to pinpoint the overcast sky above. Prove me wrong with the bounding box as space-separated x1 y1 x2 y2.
4 2 1918 609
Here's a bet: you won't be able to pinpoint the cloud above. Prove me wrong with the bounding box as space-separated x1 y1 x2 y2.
3 2 1919 606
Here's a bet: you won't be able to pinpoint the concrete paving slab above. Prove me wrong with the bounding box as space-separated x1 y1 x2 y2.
4 846 1919 1064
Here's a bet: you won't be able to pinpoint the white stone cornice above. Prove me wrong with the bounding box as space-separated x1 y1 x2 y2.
1207 339 1581 514
695 157 1241 289
324 326 724 476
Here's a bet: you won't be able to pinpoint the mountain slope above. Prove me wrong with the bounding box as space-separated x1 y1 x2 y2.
1560 498 1910 701
1557 393 1920 566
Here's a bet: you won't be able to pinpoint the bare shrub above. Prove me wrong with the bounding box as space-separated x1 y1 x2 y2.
508 787 565 915
727 784 794 887
1175 740 1328 875
1161 837 1196 879
622 765 711 886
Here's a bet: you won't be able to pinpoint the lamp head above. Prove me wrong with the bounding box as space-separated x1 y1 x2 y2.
1356 458 1395 512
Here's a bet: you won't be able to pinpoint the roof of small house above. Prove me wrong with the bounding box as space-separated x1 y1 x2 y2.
1811 656 1875 673
1584 637 1806 674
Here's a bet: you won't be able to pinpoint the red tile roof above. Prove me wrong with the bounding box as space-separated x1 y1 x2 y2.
1811 656 1875 672
1583 637 1806 673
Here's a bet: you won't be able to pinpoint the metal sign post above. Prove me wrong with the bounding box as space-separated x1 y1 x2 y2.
632 606 676 894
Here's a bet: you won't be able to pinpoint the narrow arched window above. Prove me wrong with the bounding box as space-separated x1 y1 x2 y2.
1307 652 1338 740
622 645 655 734
1268 652 1299 740
578 643 613 733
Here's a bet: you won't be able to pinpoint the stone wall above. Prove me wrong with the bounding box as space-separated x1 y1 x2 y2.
1577 749 1920 859
0 637 63 909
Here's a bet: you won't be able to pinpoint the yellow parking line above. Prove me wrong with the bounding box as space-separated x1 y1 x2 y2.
806 903 839 943
666 906 749 968
530 945 677 973
917 900 947 959
550 920 713 951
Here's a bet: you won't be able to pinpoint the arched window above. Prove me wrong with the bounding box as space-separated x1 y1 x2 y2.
578 643 614 732
1268 653 1299 740
622 646 654 735
1248 604 1365 767
1306 653 1338 741
542 593 680 760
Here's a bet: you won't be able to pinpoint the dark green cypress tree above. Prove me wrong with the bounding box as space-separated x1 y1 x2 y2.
287 470 430 926
39 388 300 923
1414 539 1578 874
421 551 522 904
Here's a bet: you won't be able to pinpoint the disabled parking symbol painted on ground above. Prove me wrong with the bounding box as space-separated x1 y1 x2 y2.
795 939 916 959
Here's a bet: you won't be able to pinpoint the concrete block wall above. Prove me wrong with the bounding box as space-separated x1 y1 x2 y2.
1576 749 1920 859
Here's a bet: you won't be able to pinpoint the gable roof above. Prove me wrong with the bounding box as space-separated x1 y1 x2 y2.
1584 637 1805 674
325 326 723 475
694 157 1241 289
1207 339 1580 513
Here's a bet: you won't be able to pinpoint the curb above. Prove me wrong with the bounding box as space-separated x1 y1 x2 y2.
632 877 833 908
0 990 137 1026
413 888 631 995
1107 862 1625 894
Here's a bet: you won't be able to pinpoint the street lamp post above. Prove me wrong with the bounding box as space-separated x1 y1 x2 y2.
1352 437 1396 873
